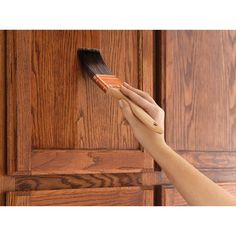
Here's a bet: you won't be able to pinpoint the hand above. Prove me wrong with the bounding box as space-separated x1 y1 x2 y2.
119 82 166 153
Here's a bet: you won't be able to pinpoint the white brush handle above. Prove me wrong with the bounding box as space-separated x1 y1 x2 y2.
107 87 163 134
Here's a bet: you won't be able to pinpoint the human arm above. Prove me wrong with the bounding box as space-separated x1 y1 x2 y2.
119 82 236 206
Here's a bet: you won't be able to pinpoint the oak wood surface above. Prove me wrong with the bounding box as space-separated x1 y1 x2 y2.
0 31 15 205
14 171 165 191
14 168 236 192
179 151 236 169
0 29 5 204
6 30 155 206
160 30 236 205
7 30 154 178
162 183 236 206
7 31 32 174
164 31 236 151
7 187 152 206
15 173 143 191
31 150 145 175
30 31 139 150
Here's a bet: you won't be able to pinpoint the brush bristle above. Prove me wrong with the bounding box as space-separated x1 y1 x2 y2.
78 48 112 78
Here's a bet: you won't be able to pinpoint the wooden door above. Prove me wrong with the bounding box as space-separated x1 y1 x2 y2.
6 30 156 206
159 30 236 205
6 30 236 206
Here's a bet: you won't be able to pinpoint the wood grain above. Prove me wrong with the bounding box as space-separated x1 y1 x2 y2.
179 151 236 169
143 168 236 186
7 30 154 178
7 31 32 175
7 187 150 206
15 168 236 192
162 183 236 206
0 31 15 205
7 192 30 206
0 29 5 205
31 150 146 175
6 31 16 175
15 173 143 191
6 30 155 206
30 30 140 149
0 31 5 173
164 31 236 151
161 30 236 206
14 171 165 191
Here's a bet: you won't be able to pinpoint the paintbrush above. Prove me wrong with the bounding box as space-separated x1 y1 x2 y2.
78 48 163 134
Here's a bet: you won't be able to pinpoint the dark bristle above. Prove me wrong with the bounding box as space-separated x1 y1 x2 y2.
78 48 112 78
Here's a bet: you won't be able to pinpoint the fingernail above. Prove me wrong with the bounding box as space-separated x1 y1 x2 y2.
119 100 123 108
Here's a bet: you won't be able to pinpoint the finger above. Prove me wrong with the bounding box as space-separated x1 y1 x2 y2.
123 83 163 111
123 82 156 104
118 99 140 128
120 85 153 113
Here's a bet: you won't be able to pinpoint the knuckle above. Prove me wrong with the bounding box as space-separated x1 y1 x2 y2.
146 104 156 112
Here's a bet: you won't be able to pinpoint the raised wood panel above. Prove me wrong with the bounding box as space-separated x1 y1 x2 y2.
164 31 236 151
179 151 236 169
162 183 236 206
31 150 145 175
7 187 153 206
30 31 140 150
7 30 154 175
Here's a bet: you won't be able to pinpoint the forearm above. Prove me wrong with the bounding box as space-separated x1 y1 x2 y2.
119 83 236 205
149 143 236 206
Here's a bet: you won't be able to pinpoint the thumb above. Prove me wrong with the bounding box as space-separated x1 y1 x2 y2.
119 99 139 127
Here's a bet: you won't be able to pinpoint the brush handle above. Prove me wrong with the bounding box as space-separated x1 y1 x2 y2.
107 87 163 134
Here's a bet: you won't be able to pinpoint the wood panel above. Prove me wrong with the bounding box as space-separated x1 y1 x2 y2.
15 173 143 191
162 183 236 206
0 29 5 205
7 31 32 174
31 150 145 175
30 31 140 150
14 172 162 192
0 30 15 205
179 151 236 169
7 187 153 206
164 31 236 151
7 30 154 176
14 171 165 191
160 30 236 206
15 168 236 192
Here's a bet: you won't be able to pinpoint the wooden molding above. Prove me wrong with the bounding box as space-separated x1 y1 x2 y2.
179 151 236 169
7 186 153 206
14 168 236 192
30 150 146 175
7 31 32 175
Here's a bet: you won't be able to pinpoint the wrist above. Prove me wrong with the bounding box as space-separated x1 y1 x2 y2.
150 140 172 164
156 141 170 154
143 138 168 158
